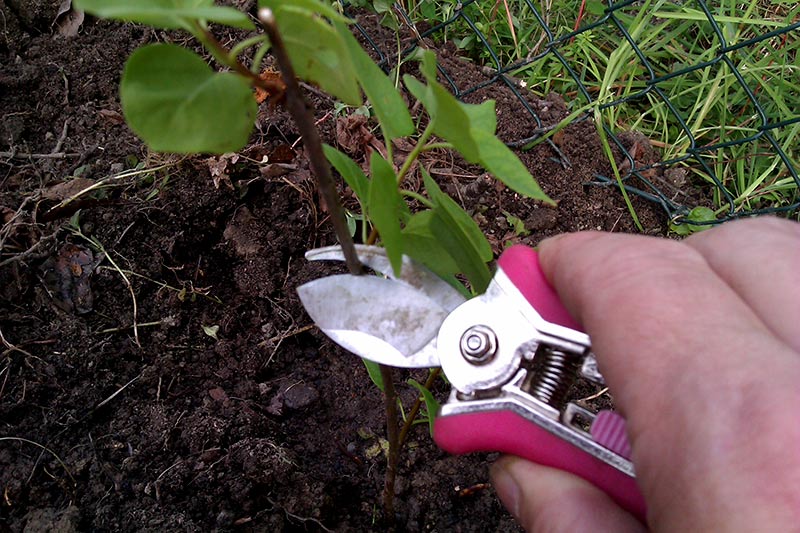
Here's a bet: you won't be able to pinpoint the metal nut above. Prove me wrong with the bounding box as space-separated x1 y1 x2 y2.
459 325 498 365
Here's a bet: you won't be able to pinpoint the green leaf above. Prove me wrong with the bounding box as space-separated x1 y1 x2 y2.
323 144 369 201
404 68 479 162
586 0 606 15
75 0 254 30
363 359 384 392
408 378 441 436
423 170 492 292
259 0 350 24
669 206 716 235
463 100 497 133
334 21 414 139
368 152 405 275
401 211 468 296
202 324 219 340
405 51 553 204
121 44 256 153
473 129 552 203
265 5 361 105
401 211 460 276
502 210 529 236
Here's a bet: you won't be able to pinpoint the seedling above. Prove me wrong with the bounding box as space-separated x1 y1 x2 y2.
77 0 555 523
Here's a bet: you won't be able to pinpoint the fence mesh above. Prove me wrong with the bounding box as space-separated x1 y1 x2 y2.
350 1 800 225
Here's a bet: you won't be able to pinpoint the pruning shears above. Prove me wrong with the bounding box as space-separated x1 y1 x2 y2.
297 244 646 519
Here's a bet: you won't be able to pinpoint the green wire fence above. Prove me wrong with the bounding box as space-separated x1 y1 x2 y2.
351 0 800 225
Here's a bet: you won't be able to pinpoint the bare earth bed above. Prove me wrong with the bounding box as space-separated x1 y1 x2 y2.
1 7 664 532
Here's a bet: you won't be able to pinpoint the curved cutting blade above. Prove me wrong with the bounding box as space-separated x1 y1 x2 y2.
305 245 466 312
297 274 444 368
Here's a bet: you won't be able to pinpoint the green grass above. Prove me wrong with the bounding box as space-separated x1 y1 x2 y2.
359 0 800 221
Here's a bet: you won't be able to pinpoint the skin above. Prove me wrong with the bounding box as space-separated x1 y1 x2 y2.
490 217 800 532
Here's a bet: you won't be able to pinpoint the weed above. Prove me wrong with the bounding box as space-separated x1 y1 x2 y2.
367 0 799 225
76 0 554 523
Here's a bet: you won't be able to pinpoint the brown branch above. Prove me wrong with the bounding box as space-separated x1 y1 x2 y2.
257 9 362 275
398 368 441 446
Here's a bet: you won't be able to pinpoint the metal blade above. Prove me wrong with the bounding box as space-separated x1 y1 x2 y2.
305 245 466 312
297 274 444 368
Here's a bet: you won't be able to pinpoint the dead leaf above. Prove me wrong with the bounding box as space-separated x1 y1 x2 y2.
269 144 295 163
41 178 96 202
205 153 239 190
223 207 263 257
254 69 286 105
40 244 96 314
259 163 297 179
98 109 125 124
335 114 374 156
54 0 84 37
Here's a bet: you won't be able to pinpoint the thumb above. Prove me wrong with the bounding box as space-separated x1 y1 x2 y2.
491 456 646 533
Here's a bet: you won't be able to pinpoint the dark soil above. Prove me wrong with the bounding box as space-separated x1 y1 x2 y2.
1 6 664 532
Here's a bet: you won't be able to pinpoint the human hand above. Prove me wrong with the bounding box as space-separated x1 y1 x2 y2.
491 217 800 532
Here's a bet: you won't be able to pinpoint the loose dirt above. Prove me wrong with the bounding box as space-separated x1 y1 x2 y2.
1 7 663 532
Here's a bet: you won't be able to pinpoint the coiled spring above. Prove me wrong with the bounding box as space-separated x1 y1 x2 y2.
530 348 580 407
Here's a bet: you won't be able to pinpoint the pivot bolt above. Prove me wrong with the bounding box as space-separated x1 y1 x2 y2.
460 325 498 365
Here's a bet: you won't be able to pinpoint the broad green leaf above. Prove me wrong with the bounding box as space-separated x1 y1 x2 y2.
323 144 369 201
259 0 350 24
121 44 256 153
472 129 553 203
368 153 404 275
334 21 414 140
267 6 361 105
669 206 716 235
363 359 384 392
401 211 468 296
464 100 497 133
75 0 253 30
401 211 460 276
408 378 441 436
423 170 492 292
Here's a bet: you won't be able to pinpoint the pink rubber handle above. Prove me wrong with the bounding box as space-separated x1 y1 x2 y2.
433 245 646 521
434 411 646 519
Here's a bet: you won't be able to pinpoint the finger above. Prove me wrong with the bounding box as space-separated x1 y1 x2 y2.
685 217 800 352
491 456 646 533
537 231 800 530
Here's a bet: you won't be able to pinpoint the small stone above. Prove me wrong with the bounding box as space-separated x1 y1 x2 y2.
282 384 319 410
208 387 228 402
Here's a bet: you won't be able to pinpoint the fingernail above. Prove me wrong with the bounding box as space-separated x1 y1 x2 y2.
491 460 521 520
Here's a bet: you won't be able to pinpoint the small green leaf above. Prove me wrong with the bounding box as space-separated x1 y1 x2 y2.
75 0 254 30
406 51 553 204
669 206 716 235
408 378 441 436
363 359 384 392
503 210 529 236
334 21 414 139
266 5 361 105
68 210 82 230
368 153 405 275
423 170 492 292
323 144 369 201
202 324 219 340
121 44 256 153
